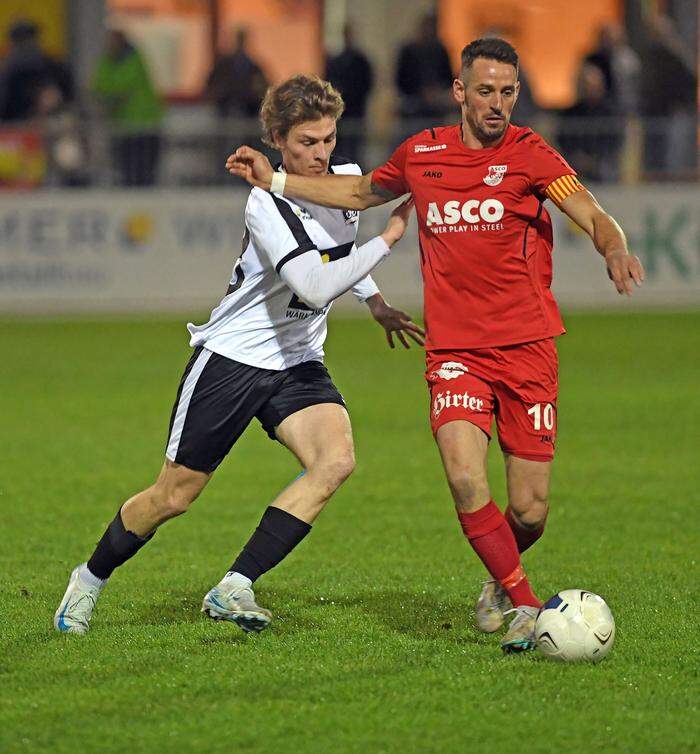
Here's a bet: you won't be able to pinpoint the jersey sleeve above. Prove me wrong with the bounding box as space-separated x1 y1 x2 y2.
329 161 381 302
245 189 317 272
279 237 389 310
524 133 586 206
352 274 380 303
370 139 411 197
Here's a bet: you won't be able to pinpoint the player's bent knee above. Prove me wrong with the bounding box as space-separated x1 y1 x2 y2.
511 497 549 528
446 468 490 507
150 486 198 520
315 451 356 495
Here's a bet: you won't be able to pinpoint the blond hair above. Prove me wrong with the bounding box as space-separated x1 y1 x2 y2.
260 74 345 148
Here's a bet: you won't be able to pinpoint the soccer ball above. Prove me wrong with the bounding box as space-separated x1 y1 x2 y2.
535 590 615 662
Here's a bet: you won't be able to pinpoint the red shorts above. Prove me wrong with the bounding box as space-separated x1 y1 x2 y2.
425 339 558 462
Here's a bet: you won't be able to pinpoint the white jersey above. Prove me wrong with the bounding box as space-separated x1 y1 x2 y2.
188 159 382 371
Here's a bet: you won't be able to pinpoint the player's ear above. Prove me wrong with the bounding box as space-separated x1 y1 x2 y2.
272 130 286 151
453 77 465 105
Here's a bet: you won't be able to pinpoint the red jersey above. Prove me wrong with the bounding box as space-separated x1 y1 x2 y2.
371 124 583 350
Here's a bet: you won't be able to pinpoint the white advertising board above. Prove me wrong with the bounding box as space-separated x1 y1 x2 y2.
0 185 697 314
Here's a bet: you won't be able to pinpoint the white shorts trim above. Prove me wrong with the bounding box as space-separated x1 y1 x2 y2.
166 348 213 462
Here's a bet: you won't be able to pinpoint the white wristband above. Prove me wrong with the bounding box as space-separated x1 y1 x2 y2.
270 172 286 196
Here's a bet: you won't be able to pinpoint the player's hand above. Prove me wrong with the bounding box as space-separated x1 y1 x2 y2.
366 294 425 349
226 147 274 191
381 197 414 247
605 250 645 295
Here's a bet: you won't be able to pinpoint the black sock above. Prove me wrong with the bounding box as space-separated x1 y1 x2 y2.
229 506 311 583
86 509 154 580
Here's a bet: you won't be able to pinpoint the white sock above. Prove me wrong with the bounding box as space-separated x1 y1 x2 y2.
80 564 107 589
222 571 252 590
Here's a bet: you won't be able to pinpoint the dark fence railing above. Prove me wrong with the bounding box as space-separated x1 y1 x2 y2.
1 111 696 189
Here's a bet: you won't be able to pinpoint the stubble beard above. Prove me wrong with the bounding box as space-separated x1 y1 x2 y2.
466 111 508 146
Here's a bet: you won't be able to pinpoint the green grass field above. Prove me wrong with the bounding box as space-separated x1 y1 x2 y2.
1 311 698 754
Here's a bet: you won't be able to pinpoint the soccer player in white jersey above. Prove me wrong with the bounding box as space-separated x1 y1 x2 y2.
55 75 421 635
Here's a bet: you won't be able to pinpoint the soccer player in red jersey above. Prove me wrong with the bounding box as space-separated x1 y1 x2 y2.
226 38 644 652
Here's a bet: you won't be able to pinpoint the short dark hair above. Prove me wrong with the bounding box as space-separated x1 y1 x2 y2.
460 38 519 76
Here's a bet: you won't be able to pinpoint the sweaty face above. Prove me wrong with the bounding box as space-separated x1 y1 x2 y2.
275 117 337 176
454 58 519 146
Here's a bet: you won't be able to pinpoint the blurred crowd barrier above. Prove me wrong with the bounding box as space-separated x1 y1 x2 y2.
0 110 697 189
1 182 697 315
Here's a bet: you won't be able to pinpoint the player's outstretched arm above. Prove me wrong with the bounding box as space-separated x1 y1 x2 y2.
558 190 645 296
279 198 414 310
226 146 397 211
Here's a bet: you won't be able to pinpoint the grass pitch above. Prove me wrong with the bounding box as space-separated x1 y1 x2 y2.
1 311 698 754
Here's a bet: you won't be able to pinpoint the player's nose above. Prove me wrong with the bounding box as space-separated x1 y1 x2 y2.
314 143 330 162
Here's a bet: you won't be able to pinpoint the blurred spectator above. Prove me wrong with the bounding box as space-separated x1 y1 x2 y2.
585 24 641 115
509 67 540 126
36 79 89 187
557 63 623 182
205 28 268 119
206 27 268 167
325 24 374 163
395 13 454 133
0 19 74 122
639 15 697 177
92 29 164 187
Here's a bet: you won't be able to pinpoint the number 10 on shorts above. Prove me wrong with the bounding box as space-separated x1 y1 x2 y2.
527 402 555 431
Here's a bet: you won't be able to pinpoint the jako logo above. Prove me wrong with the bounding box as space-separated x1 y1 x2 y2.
423 170 443 178
426 199 504 226
433 390 485 417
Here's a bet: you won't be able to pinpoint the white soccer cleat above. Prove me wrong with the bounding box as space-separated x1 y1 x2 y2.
202 582 272 634
475 579 512 633
54 564 104 635
501 605 540 653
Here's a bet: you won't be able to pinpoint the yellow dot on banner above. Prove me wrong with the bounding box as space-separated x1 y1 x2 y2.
125 213 154 243
321 253 330 264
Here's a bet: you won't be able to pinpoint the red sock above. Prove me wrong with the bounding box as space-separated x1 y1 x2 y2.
458 500 541 608
505 506 547 554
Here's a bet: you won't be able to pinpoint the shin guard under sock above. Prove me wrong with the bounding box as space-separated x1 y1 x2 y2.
457 500 541 608
86 509 153 580
229 506 311 583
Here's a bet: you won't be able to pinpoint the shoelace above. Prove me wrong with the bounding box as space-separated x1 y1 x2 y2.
223 586 254 604
503 606 539 624
69 591 98 627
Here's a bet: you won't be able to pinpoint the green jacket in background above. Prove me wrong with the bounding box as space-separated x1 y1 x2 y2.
92 47 164 133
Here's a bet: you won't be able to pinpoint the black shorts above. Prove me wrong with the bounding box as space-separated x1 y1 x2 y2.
165 347 345 473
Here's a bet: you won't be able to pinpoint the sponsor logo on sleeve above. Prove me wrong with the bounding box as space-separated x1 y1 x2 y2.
414 144 447 153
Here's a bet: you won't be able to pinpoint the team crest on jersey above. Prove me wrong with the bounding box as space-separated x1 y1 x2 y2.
343 209 359 224
295 207 313 220
483 165 507 186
